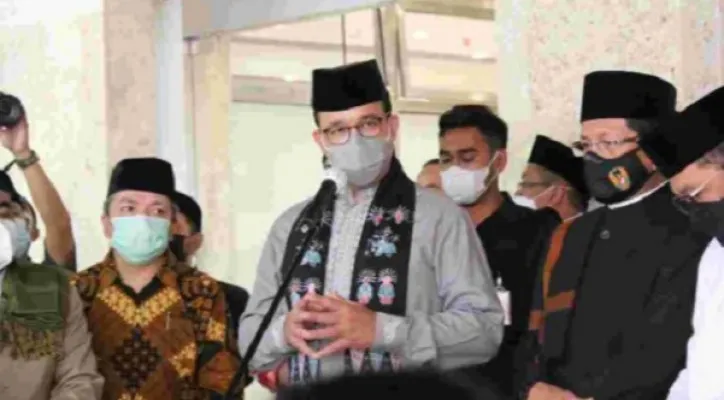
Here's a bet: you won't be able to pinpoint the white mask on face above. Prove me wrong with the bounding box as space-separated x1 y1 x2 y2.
441 152 499 206
2 218 31 260
0 220 13 270
512 195 537 209
512 186 553 210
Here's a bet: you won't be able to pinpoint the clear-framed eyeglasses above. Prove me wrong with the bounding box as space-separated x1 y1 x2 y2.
672 174 717 215
320 115 388 146
572 137 639 156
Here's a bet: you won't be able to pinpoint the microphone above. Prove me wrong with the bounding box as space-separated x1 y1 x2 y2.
224 168 347 399
309 167 346 218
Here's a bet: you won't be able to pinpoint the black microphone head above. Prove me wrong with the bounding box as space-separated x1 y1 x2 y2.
322 167 347 195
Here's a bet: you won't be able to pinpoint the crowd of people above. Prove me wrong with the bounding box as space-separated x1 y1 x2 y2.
0 57 722 400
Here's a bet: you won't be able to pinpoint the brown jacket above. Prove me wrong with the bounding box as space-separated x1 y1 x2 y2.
0 284 104 399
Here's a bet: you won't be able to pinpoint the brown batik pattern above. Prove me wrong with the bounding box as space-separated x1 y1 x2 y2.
72 252 241 400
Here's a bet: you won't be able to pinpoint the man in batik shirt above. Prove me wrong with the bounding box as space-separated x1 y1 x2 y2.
72 157 241 400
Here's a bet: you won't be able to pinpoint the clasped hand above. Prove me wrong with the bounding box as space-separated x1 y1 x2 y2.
283 292 376 358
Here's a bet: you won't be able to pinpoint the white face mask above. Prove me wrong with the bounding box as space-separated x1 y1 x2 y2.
512 195 537 209
1 218 31 260
326 133 394 187
512 186 553 210
441 153 499 206
0 220 13 270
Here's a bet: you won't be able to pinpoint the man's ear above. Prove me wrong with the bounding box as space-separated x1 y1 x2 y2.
30 227 39 241
313 129 325 152
186 233 204 257
549 185 568 206
387 114 400 142
494 149 508 174
101 215 112 239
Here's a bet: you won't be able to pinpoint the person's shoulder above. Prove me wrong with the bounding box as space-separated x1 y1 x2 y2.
527 207 562 227
269 197 313 237
415 187 468 222
219 280 249 299
11 261 72 288
70 263 105 300
174 263 224 298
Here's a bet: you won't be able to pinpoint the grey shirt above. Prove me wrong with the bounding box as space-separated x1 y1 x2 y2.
239 186 503 379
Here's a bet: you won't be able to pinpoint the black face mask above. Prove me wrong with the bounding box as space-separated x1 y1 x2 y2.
583 149 652 204
169 234 187 262
679 199 724 246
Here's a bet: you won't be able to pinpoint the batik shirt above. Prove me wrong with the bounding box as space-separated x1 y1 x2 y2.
239 186 504 381
72 252 241 400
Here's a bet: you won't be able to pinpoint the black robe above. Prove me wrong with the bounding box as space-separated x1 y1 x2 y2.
520 185 710 399
470 193 560 396
220 281 249 337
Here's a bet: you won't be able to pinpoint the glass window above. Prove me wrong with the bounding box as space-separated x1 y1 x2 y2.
399 11 497 105
231 9 379 105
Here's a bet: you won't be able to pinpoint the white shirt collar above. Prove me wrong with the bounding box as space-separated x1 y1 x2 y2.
564 212 584 222
607 181 668 210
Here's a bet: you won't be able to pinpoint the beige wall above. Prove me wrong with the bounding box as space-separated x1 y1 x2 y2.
497 0 724 185
0 2 109 266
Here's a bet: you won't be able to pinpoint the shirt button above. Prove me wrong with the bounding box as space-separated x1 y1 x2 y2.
600 229 610 240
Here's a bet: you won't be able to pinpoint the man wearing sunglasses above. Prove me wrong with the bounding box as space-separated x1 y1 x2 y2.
639 86 724 400
521 71 710 400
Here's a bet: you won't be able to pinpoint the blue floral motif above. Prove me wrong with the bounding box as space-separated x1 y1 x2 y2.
367 227 399 258
377 268 397 306
300 240 324 267
289 278 303 305
356 269 377 304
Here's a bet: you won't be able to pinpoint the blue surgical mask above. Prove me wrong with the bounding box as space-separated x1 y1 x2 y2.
111 216 170 265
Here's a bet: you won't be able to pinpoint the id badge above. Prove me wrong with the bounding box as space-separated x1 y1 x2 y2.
496 278 511 326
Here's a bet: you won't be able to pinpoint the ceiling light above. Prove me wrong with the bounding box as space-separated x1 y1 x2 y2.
412 30 428 40
470 93 485 102
283 75 297 82
471 52 488 60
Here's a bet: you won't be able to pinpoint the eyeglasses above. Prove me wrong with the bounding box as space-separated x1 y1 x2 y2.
671 175 715 215
320 115 388 145
571 137 638 155
517 181 551 190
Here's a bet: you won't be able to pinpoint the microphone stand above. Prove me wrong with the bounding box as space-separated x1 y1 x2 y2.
224 193 333 399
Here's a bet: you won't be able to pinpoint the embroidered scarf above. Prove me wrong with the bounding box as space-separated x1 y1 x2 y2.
280 157 416 383
0 262 67 360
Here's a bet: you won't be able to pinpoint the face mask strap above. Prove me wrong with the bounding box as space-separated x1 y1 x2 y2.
689 173 718 199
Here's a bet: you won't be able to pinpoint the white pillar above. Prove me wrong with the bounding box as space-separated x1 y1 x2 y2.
156 0 196 196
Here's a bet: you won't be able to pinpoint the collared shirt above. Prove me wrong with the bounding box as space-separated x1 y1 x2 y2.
72 252 240 400
607 181 668 210
667 239 724 400
239 187 504 380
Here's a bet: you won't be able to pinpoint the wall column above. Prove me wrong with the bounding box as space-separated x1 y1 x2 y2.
187 35 234 281
496 0 724 189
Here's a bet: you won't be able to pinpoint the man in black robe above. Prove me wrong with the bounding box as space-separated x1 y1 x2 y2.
438 105 560 397
520 71 711 400
514 135 589 221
